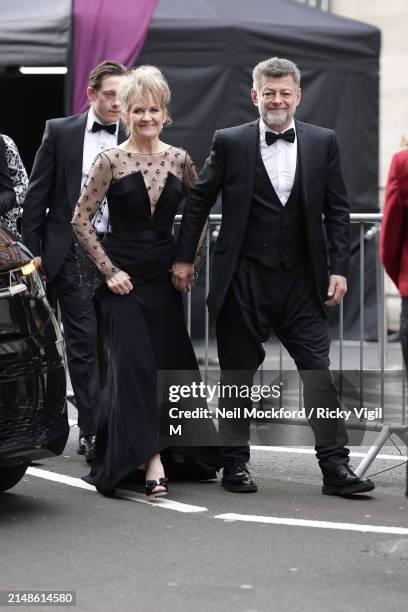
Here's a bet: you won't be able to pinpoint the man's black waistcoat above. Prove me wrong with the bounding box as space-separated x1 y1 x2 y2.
241 147 306 268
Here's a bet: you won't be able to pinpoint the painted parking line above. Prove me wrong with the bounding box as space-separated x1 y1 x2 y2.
27 467 94 491
251 446 407 461
116 490 208 513
26 467 208 514
26 468 408 535
214 513 408 535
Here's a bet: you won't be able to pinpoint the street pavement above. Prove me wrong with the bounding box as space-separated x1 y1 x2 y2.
1 406 408 612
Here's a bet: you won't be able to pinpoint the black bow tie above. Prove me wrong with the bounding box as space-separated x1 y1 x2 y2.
265 128 296 146
92 121 116 135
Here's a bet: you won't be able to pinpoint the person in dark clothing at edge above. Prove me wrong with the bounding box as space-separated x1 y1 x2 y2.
22 60 128 462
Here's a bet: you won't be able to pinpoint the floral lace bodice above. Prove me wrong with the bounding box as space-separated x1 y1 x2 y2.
72 146 196 279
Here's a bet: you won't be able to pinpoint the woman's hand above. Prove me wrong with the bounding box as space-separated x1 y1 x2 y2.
32 256 46 281
107 270 133 295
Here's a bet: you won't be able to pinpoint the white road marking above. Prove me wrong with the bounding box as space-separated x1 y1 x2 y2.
215 513 408 535
27 467 94 491
26 467 207 514
26 468 408 535
61 423 408 462
116 490 207 513
65 419 406 462
251 446 407 461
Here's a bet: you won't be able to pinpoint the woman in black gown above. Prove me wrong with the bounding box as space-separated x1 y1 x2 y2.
72 66 219 496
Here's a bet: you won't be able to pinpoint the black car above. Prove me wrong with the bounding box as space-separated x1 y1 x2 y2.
0 226 68 492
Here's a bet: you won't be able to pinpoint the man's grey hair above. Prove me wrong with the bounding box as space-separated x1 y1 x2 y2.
252 57 301 91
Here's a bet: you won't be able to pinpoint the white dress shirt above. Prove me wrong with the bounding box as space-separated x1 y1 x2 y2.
259 118 297 206
82 107 119 233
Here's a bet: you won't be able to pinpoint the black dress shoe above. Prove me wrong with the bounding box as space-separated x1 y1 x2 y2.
83 434 96 464
322 465 375 496
222 461 257 493
77 433 86 455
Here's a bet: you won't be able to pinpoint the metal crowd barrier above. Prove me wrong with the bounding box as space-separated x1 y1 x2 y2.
175 212 408 477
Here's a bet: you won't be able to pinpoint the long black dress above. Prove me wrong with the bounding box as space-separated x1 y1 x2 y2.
72 146 219 493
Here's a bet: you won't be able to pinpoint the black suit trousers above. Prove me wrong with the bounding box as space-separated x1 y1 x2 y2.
51 245 100 436
216 257 349 472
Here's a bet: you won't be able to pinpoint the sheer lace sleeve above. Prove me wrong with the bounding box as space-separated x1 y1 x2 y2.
182 152 197 191
71 152 118 279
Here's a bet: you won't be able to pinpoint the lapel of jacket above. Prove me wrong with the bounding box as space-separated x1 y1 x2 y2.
295 120 310 210
65 112 88 207
118 122 127 144
242 118 260 218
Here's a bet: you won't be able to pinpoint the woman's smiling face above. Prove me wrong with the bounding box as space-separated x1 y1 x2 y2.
125 94 166 142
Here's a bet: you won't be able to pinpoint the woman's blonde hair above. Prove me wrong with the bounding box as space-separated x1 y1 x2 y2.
117 65 172 129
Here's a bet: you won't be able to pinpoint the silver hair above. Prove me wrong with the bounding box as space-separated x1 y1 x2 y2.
252 57 301 91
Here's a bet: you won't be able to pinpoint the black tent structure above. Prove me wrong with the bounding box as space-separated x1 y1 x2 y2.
0 0 70 66
0 0 381 338
139 0 380 216
0 1 70 174
0 0 380 212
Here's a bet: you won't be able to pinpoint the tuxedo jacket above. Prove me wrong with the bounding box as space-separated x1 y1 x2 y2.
22 112 126 280
176 118 351 316
380 148 408 296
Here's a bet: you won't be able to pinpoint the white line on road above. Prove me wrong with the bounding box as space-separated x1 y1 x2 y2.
27 467 94 490
27 467 207 514
27 468 408 534
251 446 407 461
62 421 408 463
116 490 207 513
214 513 408 535
65 416 407 462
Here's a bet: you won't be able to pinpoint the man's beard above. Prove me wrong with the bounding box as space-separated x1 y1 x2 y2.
260 101 297 128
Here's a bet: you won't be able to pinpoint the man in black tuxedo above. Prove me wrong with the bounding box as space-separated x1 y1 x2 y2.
22 60 127 461
172 57 375 497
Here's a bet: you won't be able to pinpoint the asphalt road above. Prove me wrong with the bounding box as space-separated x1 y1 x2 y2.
1 416 408 612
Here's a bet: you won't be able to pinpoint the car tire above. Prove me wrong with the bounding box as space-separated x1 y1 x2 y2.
0 464 29 492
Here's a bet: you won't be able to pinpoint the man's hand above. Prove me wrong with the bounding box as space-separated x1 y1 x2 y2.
171 261 194 292
325 274 347 306
107 270 133 295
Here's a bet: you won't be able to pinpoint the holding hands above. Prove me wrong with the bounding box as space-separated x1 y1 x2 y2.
107 270 133 295
171 261 194 293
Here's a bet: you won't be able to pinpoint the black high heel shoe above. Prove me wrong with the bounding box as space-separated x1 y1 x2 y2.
145 477 168 498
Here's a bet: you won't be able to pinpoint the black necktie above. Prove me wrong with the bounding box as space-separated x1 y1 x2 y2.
92 121 116 135
265 128 296 146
